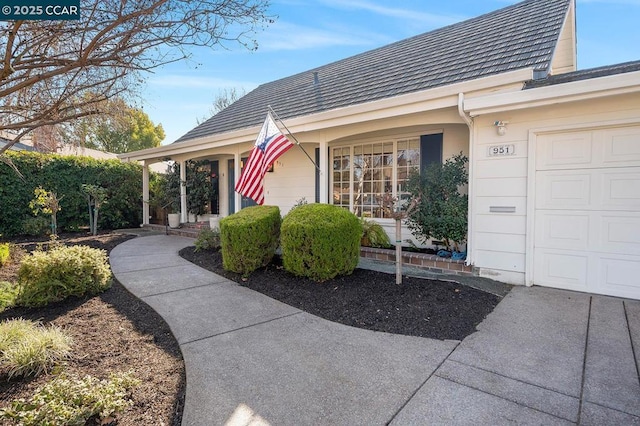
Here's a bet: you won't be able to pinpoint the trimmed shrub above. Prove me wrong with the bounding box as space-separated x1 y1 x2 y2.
194 227 221 252
16 245 112 307
360 219 392 248
0 371 140 425
0 282 18 312
21 217 51 236
0 243 9 267
281 204 362 281
220 205 281 276
0 319 73 379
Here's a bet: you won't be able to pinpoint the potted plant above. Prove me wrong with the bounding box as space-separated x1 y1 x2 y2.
161 163 182 228
186 160 213 222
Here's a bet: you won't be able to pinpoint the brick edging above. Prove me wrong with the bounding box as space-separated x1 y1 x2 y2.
360 247 475 276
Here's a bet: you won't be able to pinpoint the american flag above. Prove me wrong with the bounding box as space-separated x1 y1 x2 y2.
234 113 294 205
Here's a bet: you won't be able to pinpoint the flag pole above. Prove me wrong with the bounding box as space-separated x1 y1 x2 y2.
268 105 320 171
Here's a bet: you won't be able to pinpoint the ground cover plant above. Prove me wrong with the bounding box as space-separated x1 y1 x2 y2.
0 319 73 379
180 246 503 341
0 232 185 426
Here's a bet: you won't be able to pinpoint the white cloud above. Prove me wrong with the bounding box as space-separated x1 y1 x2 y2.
319 0 466 27
257 20 387 51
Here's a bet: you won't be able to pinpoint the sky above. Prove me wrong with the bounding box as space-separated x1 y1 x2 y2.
140 0 640 145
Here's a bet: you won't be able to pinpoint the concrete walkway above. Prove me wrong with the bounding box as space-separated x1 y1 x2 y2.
110 235 640 426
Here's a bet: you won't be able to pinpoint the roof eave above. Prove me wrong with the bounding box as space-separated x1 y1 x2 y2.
119 68 534 163
464 70 640 116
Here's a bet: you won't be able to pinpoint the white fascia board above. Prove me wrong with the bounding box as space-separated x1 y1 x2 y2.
464 71 640 116
119 68 534 162
283 68 533 132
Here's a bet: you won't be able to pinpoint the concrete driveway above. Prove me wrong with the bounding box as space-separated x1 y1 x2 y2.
110 235 640 425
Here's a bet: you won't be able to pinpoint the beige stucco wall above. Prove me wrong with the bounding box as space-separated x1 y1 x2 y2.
470 92 640 285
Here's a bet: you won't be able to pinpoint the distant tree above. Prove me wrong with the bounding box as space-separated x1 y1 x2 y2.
0 0 273 155
61 97 165 153
198 88 246 124
91 107 165 154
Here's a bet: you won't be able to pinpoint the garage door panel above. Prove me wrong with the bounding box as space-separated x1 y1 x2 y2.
535 212 590 250
536 171 591 209
598 255 640 299
600 215 640 256
536 131 592 170
534 250 589 292
601 170 640 209
601 126 640 166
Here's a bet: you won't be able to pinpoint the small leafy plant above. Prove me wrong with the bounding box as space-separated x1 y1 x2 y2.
405 153 469 252
0 319 73 379
194 227 221 252
360 219 391 248
28 187 63 237
0 282 19 312
17 245 112 307
0 371 140 425
0 243 9 267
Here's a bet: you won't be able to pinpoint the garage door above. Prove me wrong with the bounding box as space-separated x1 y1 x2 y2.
534 125 640 299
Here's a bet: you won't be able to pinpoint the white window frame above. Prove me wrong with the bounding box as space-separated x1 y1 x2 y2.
330 131 440 221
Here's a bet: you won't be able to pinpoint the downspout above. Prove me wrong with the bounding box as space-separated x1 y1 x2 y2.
457 93 474 267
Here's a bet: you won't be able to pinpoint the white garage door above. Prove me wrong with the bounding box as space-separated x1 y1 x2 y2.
534 125 640 299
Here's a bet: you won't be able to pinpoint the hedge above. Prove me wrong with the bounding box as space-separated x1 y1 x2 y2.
220 205 281 276
281 204 361 281
0 151 143 236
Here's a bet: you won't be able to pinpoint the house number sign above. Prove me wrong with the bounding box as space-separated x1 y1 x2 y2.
487 144 515 157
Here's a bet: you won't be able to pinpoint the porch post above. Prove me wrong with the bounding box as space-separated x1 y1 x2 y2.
180 159 187 223
234 152 241 212
319 140 328 204
142 161 150 225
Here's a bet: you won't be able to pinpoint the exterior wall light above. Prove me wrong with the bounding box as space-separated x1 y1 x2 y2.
494 120 508 136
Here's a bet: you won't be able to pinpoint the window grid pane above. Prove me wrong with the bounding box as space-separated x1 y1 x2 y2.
397 139 420 203
332 147 351 210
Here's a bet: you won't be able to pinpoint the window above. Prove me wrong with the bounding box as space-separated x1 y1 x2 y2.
332 135 439 219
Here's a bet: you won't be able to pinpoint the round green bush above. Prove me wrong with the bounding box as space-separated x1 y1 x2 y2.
281 204 362 281
220 205 281 276
16 245 112 307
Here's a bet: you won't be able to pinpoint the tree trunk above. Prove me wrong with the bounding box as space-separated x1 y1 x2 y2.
395 218 402 284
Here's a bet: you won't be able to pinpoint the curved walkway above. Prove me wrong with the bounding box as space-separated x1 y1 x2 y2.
110 235 640 426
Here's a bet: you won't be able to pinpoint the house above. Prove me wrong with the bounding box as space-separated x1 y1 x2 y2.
119 0 640 300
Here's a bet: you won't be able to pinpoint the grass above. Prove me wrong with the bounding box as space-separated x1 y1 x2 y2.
0 319 73 379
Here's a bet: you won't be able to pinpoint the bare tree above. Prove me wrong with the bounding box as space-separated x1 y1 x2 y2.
197 87 246 124
0 0 272 154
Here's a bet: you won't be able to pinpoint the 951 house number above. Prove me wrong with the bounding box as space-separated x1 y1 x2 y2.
487 144 515 157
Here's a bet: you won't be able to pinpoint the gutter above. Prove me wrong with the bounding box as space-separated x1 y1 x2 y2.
458 93 474 267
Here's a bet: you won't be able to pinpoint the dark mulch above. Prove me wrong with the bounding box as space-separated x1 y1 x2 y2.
0 232 185 426
179 247 502 341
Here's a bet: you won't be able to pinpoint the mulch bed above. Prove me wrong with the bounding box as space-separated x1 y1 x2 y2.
0 232 185 426
179 247 503 341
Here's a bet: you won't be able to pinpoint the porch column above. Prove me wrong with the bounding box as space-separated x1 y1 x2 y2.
319 140 328 204
180 159 187 223
234 152 241 213
142 161 150 225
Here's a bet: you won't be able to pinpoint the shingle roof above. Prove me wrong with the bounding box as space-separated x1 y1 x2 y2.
175 0 571 143
524 60 640 89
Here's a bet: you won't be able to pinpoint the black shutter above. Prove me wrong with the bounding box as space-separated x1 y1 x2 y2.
420 133 443 171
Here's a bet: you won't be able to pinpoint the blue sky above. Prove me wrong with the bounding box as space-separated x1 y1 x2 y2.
141 0 640 144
